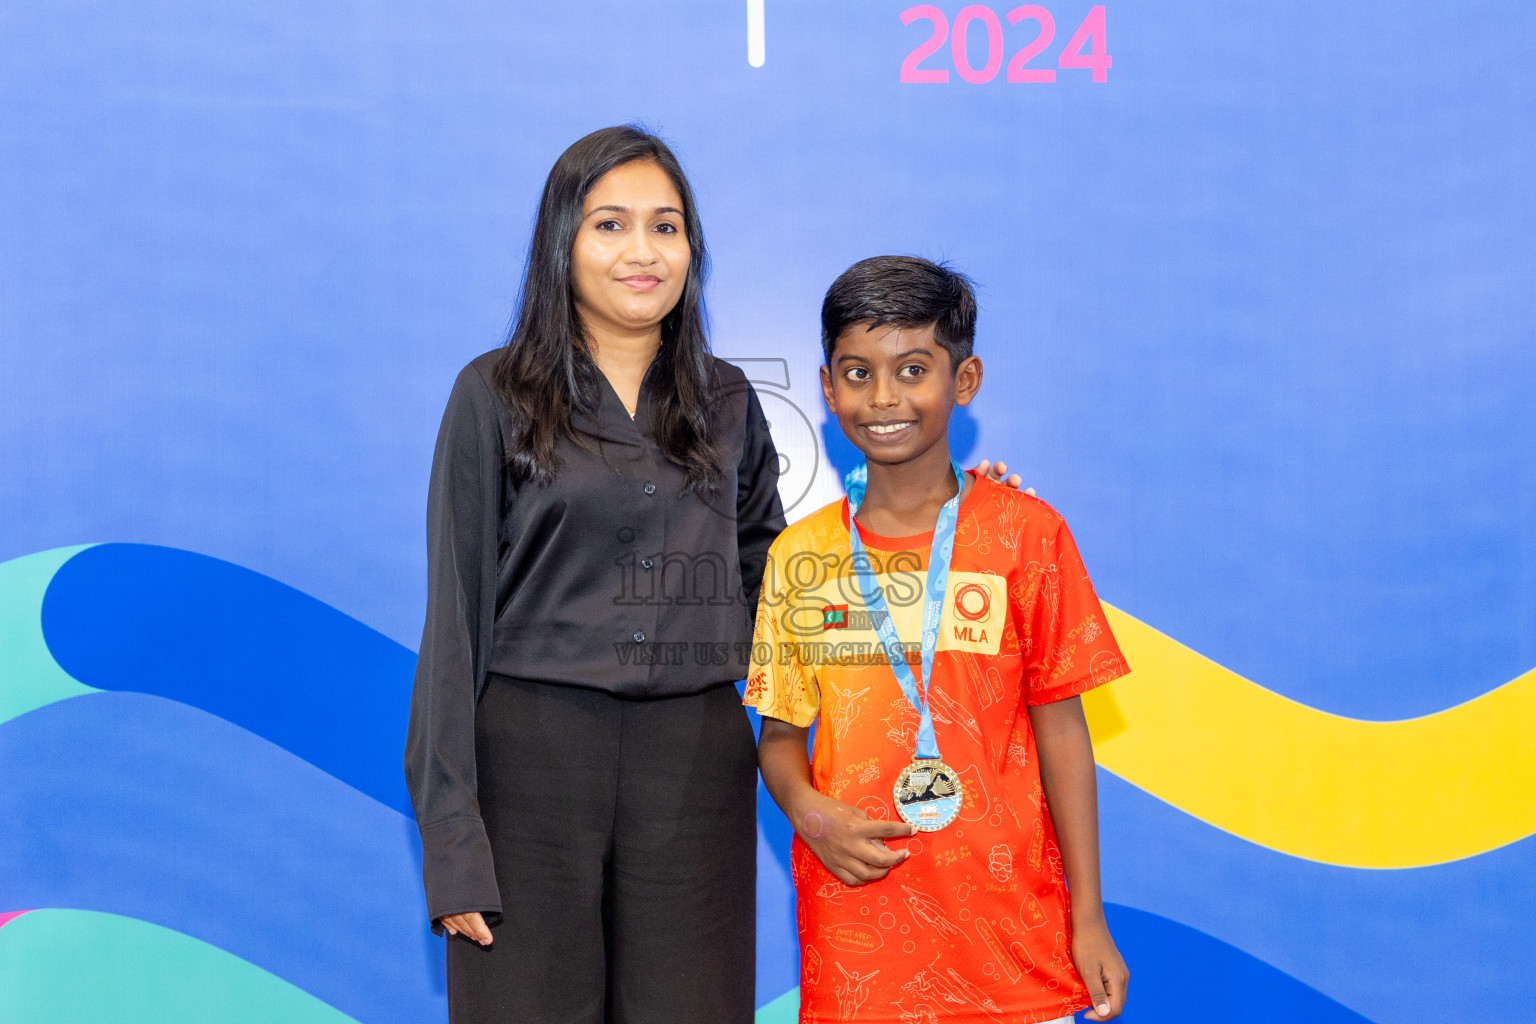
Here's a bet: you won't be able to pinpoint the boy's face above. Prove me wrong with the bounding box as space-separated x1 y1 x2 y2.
820 322 982 469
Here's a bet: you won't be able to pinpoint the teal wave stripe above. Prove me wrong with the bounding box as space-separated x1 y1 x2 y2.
755 987 799 1024
0 547 95 725
0 909 360 1023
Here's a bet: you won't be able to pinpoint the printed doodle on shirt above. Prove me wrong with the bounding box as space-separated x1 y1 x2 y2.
835 963 880 1023
822 922 885 954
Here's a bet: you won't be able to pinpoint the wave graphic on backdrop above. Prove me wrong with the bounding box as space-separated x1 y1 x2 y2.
3 543 1522 1022
0 544 441 1024
0 546 94 724
1088 607 1536 867
0 909 359 1023
28 545 1536 870
0 691 441 1024
39 543 419 815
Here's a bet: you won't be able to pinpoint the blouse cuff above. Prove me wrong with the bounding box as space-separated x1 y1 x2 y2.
419 815 503 934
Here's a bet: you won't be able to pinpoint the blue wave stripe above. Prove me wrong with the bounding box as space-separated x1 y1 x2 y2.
1096 771 1536 1024
754 822 797 1009
1102 904 1372 1023
41 544 417 816
0 691 443 1024
743 703 801 1007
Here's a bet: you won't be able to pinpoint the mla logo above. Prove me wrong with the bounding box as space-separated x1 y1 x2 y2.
947 574 1004 653
953 582 992 622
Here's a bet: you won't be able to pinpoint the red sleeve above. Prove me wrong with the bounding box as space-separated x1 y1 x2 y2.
1014 513 1129 705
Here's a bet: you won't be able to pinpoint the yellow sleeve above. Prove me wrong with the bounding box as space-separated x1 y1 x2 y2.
743 545 821 727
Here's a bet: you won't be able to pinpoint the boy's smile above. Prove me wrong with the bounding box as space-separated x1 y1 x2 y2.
821 322 982 471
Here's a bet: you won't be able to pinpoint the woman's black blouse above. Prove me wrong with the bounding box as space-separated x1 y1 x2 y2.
404 349 786 929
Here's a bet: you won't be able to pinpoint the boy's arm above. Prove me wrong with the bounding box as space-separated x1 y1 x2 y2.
1029 695 1128 1022
758 718 916 886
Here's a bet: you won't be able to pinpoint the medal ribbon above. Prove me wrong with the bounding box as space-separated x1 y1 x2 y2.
844 459 965 761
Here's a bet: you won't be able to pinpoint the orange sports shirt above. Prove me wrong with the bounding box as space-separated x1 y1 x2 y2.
746 474 1129 1024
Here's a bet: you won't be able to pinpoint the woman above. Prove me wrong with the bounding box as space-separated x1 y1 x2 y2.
404 125 1025 1022
405 125 780 1024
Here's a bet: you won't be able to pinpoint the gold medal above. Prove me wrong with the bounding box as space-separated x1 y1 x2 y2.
893 758 964 832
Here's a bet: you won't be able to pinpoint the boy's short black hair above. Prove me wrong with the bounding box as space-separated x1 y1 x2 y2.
821 256 977 369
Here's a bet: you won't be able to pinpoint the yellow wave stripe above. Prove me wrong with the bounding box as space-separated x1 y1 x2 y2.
1083 606 1536 868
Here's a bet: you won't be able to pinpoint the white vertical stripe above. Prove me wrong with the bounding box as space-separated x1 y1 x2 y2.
747 0 766 67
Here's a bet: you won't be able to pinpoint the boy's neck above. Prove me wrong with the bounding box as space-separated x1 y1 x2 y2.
856 443 967 537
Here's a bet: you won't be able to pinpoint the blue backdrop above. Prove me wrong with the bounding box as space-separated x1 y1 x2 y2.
2 2 1532 1022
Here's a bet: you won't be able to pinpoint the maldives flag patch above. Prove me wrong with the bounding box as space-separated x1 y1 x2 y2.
822 604 849 630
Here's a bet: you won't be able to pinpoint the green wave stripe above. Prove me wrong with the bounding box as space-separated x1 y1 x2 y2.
0 547 96 726
0 909 359 1023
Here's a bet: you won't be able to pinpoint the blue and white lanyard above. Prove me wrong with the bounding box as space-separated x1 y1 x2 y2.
843 460 965 761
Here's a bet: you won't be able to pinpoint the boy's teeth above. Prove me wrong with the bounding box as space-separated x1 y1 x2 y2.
869 423 911 434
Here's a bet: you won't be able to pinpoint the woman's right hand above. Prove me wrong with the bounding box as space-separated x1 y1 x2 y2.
440 911 493 945
796 793 917 887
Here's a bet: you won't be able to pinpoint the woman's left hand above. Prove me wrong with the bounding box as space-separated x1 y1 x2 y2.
973 459 1033 495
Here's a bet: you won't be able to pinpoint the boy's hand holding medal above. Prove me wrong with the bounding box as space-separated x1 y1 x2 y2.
790 791 917 887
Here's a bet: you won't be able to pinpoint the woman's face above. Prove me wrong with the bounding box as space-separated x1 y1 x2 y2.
571 159 691 344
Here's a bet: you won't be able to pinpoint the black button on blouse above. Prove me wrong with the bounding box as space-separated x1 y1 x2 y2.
404 348 786 929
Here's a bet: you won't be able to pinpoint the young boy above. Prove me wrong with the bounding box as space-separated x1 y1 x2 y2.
748 256 1130 1024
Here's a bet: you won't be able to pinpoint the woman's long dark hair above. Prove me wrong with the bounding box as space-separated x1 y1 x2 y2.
493 125 725 492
